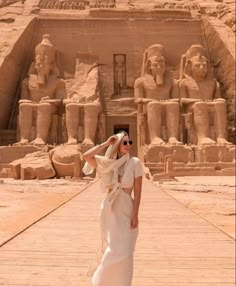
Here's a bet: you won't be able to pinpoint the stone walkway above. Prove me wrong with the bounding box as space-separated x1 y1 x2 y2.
0 178 235 285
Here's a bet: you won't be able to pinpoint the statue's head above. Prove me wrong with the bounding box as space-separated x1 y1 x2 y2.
188 54 208 80
147 55 166 77
34 34 58 85
142 44 167 85
183 44 209 80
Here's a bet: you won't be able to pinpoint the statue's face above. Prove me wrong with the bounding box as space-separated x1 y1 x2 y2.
35 53 51 85
191 56 207 79
149 56 166 76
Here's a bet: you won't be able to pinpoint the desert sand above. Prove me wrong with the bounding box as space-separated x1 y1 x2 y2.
156 176 235 239
0 176 235 245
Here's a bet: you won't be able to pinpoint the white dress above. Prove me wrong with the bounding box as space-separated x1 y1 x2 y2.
91 155 143 286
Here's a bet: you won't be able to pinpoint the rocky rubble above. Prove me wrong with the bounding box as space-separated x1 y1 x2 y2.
6 145 83 180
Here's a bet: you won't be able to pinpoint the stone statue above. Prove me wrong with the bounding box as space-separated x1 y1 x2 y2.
114 54 126 95
179 44 230 145
18 34 65 145
134 44 181 145
64 52 101 145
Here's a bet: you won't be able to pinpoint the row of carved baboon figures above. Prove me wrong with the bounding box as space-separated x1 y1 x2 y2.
153 2 200 10
37 0 235 32
16 35 232 148
38 0 198 11
39 0 115 9
0 0 18 8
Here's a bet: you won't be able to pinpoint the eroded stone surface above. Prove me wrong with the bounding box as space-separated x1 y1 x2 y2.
134 44 181 146
18 34 66 145
0 0 235 175
179 44 230 146
10 151 55 179
50 144 83 177
144 145 193 163
64 52 102 145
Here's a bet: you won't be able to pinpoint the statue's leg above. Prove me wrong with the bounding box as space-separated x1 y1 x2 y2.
193 102 215 145
65 103 79 144
18 103 33 144
147 102 165 145
214 101 231 144
32 103 52 145
83 104 100 145
166 102 182 145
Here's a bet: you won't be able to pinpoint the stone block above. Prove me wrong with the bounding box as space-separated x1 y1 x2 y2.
10 151 55 180
194 145 235 162
50 145 82 178
144 145 193 163
0 145 47 164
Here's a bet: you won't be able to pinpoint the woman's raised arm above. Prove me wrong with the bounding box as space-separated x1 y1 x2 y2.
83 135 118 168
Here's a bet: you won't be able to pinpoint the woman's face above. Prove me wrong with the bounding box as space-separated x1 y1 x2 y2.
118 135 132 156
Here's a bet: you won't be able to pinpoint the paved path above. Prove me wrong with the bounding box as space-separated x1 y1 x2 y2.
0 179 235 285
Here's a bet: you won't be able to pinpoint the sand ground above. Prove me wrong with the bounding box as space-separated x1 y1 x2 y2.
155 176 235 239
0 176 235 245
0 178 91 245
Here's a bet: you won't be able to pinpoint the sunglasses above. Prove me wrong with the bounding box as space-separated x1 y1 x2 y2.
122 140 133 146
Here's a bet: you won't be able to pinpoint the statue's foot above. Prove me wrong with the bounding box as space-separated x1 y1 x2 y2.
31 138 46 145
14 138 30 145
168 137 183 145
198 137 216 145
217 137 232 145
151 137 165 145
66 138 78 145
82 138 95 146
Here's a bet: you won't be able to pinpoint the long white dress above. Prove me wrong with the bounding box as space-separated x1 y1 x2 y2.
91 154 143 286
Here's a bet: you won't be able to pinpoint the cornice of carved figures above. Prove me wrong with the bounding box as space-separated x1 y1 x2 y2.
38 0 116 10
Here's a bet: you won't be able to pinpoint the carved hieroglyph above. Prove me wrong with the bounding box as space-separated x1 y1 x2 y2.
134 44 182 146
64 52 102 145
18 34 66 145
179 44 231 145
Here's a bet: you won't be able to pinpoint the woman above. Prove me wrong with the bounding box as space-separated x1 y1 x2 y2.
83 131 143 286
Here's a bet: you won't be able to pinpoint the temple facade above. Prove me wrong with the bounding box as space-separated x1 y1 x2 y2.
0 0 235 178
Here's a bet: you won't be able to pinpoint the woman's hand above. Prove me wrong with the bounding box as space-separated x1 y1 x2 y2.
130 214 139 229
105 135 119 146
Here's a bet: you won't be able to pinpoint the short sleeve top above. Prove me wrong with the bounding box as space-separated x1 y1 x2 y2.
132 157 144 178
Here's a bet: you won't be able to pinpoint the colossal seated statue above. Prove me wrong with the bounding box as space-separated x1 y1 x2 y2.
179 44 231 145
64 52 101 146
134 44 181 146
18 34 65 145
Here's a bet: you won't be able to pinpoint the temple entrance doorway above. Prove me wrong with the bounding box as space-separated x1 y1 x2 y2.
106 116 137 156
114 124 129 135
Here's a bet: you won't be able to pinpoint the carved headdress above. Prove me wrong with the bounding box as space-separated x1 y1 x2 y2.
184 44 206 60
141 44 166 76
179 44 210 79
32 34 59 76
